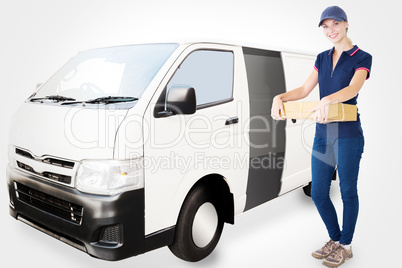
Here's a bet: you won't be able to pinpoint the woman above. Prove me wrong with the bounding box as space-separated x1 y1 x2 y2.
271 6 372 268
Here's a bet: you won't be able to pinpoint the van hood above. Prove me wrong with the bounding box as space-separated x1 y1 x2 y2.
9 102 129 161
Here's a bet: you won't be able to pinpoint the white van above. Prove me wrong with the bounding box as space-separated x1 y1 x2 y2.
7 42 319 261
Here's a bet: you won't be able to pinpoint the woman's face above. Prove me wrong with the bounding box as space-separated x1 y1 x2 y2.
321 19 349 44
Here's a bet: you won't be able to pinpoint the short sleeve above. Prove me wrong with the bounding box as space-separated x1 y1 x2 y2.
314 54 320 72
355 53 372 80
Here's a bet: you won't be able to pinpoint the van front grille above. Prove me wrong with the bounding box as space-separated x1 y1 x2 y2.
16 161 72 184
15 182 83 225
15 148 34 159
16 148 75 169
14 148 76 187
42 157 74 169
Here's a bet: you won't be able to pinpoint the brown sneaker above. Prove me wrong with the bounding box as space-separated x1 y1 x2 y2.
322 244 353 267
312 239 337 259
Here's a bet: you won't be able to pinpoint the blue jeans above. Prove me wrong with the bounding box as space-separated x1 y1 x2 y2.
311 136 364 245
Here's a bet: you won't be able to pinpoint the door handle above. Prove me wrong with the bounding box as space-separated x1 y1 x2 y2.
225 116 239 125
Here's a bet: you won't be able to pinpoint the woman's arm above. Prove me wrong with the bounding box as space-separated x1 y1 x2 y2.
310 69 368 123
271 69 318 120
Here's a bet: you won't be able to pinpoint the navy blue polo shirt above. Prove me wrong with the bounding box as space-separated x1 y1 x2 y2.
314 45 372 138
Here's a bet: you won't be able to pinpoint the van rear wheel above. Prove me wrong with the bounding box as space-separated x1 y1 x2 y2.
303 169 337 197
303 182 312 197
169 184 224 262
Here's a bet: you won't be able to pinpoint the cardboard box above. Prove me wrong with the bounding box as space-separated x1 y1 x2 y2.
280 101 357 122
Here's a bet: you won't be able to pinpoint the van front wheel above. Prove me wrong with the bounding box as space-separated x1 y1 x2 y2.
169 185 224 262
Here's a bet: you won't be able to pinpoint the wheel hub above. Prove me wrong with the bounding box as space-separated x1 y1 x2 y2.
191 202 218 248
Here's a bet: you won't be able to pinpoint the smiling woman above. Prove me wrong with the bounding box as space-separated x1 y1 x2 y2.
271 5 372 268
321 20 350 45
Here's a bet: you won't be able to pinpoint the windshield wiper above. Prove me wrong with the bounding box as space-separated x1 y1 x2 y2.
86 96 139 104
30 95 76 102
61 96 138 105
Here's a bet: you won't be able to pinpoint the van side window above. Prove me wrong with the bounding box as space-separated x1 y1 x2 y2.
167 50 234 107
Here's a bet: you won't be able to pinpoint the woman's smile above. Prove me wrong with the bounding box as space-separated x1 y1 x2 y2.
328 33 339 39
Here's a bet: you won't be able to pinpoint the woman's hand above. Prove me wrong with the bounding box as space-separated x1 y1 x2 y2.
271 96 285 120
309 97 332 123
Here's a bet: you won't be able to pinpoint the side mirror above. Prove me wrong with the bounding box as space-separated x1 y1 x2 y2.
158 86 196 117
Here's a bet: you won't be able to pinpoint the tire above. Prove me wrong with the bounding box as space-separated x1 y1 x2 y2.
303 182 312 197
303 169 337 197
331 168 337 181
168 184 224 262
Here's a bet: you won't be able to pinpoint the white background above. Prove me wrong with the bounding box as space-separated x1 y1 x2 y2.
0 0 400 267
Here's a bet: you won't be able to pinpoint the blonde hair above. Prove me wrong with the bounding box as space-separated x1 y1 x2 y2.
346 27 353 45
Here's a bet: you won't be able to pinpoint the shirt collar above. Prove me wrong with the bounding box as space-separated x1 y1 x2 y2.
328 45 360 56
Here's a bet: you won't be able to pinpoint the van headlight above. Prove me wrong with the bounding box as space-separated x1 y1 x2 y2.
76 159 144 195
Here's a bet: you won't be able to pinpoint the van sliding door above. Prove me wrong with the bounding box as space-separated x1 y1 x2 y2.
242 47 286 211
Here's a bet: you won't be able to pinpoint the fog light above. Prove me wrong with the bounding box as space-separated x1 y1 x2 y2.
98 225 122 246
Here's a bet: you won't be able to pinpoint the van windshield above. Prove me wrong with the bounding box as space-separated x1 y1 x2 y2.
32 43 178 102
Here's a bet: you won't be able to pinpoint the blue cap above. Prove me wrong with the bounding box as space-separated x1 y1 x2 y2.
318 6 348 27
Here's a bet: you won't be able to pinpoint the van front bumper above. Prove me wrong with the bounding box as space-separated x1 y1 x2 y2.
6 165 146 261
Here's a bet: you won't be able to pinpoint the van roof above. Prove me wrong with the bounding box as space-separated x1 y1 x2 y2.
178 39 317 56
83 39 317 57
